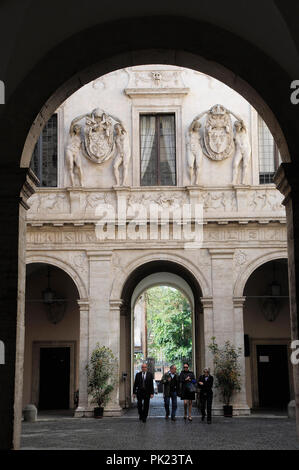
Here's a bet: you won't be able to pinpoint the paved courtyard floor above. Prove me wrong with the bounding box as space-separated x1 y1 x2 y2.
21 395 299 450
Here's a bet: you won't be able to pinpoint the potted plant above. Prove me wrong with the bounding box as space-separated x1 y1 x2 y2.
86 344 117 418
209 337 242 417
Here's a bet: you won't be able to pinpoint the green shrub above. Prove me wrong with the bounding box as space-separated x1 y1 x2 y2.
208 337 242 406
86 344 118 408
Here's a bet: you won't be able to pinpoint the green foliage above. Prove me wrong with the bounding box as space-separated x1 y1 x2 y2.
86 344 118 408
208 337 242 406
146 286 192 370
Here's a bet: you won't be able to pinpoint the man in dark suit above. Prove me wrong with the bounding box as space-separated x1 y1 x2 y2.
198 367 214 424
161 365 179 421
133 363 154 422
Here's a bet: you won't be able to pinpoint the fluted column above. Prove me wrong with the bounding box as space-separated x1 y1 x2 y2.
74 299 90 417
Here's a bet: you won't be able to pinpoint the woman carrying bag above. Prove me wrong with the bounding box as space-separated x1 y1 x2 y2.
179 363 197 421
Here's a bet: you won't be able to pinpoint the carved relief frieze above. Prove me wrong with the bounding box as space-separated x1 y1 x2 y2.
27 192 69 214
26 187 285 223
248 190 284 212
126 69 185 89
83 192 116 213
127 191 189 213
201 191 237 212
26 224 287 247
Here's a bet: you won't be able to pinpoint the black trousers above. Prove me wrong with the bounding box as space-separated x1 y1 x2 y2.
137 391 150 420
200 392 213 420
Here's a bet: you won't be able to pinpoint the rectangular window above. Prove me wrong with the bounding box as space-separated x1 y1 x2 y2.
140 114 176 186
258 117 280 184
30 114 58 187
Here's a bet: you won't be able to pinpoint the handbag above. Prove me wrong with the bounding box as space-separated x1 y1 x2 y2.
186 381 197 393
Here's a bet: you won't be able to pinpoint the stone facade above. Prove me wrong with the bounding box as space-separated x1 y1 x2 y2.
24 66 291 416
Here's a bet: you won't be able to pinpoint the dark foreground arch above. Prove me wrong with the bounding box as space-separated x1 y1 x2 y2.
1 14 299 449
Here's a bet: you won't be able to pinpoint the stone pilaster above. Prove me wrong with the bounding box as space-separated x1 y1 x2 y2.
86 251 122 416
209 249 235 341
104 299 123 416
208 249 247 415
232 297 250 415
74 299 90 417
87 251 113 353
200 297 214 370
274 163 299 437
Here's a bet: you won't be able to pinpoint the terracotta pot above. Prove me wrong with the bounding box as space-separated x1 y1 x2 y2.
223 405 233 417
94 406 104 418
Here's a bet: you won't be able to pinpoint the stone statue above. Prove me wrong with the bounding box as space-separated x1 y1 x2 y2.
113 119 131 186
65 114 87 186
232 119 251 185
66 108 131 186
187 118 203 185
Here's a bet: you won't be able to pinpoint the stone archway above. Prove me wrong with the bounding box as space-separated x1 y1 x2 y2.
25 259 90 418
26 254 88 300
2 15 299 448
234 250 288 299
24 262 81 412
117 259 204 409
241 257 292 411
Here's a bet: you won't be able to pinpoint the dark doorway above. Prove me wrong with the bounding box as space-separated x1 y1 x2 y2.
39 347 70 410
256 344 290 409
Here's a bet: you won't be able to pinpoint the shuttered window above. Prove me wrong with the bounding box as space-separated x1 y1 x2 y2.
30 114 58 187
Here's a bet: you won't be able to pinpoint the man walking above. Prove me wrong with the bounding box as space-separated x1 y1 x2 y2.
161 365 179 421
133 363 154 422
198 367 214 424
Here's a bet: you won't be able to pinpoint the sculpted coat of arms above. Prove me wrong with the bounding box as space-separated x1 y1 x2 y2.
187 104 251 185
203 104 234 161
65 108 131 186
82 109 115 164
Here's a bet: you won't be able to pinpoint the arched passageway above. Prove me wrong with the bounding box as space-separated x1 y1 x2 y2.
119 260 203 409
243 259 293 411
24 263 80 411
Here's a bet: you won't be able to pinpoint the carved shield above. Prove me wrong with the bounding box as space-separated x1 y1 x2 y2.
82 113 115 164
203 104 234 160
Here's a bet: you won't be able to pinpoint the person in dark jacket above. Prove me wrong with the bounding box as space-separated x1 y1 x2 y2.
179 363 196 421
161 365 179 421
133 363 154 422
198 367 214 424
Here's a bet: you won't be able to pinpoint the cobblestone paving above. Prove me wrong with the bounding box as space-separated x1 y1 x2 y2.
21 395 299 450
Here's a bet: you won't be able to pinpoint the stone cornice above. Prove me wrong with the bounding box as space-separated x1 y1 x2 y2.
124 87 189 98
233 296 246 308
77 299 90 310
20 169 39 210
274 162 296 205
200 297 213 308
109 299 123 311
